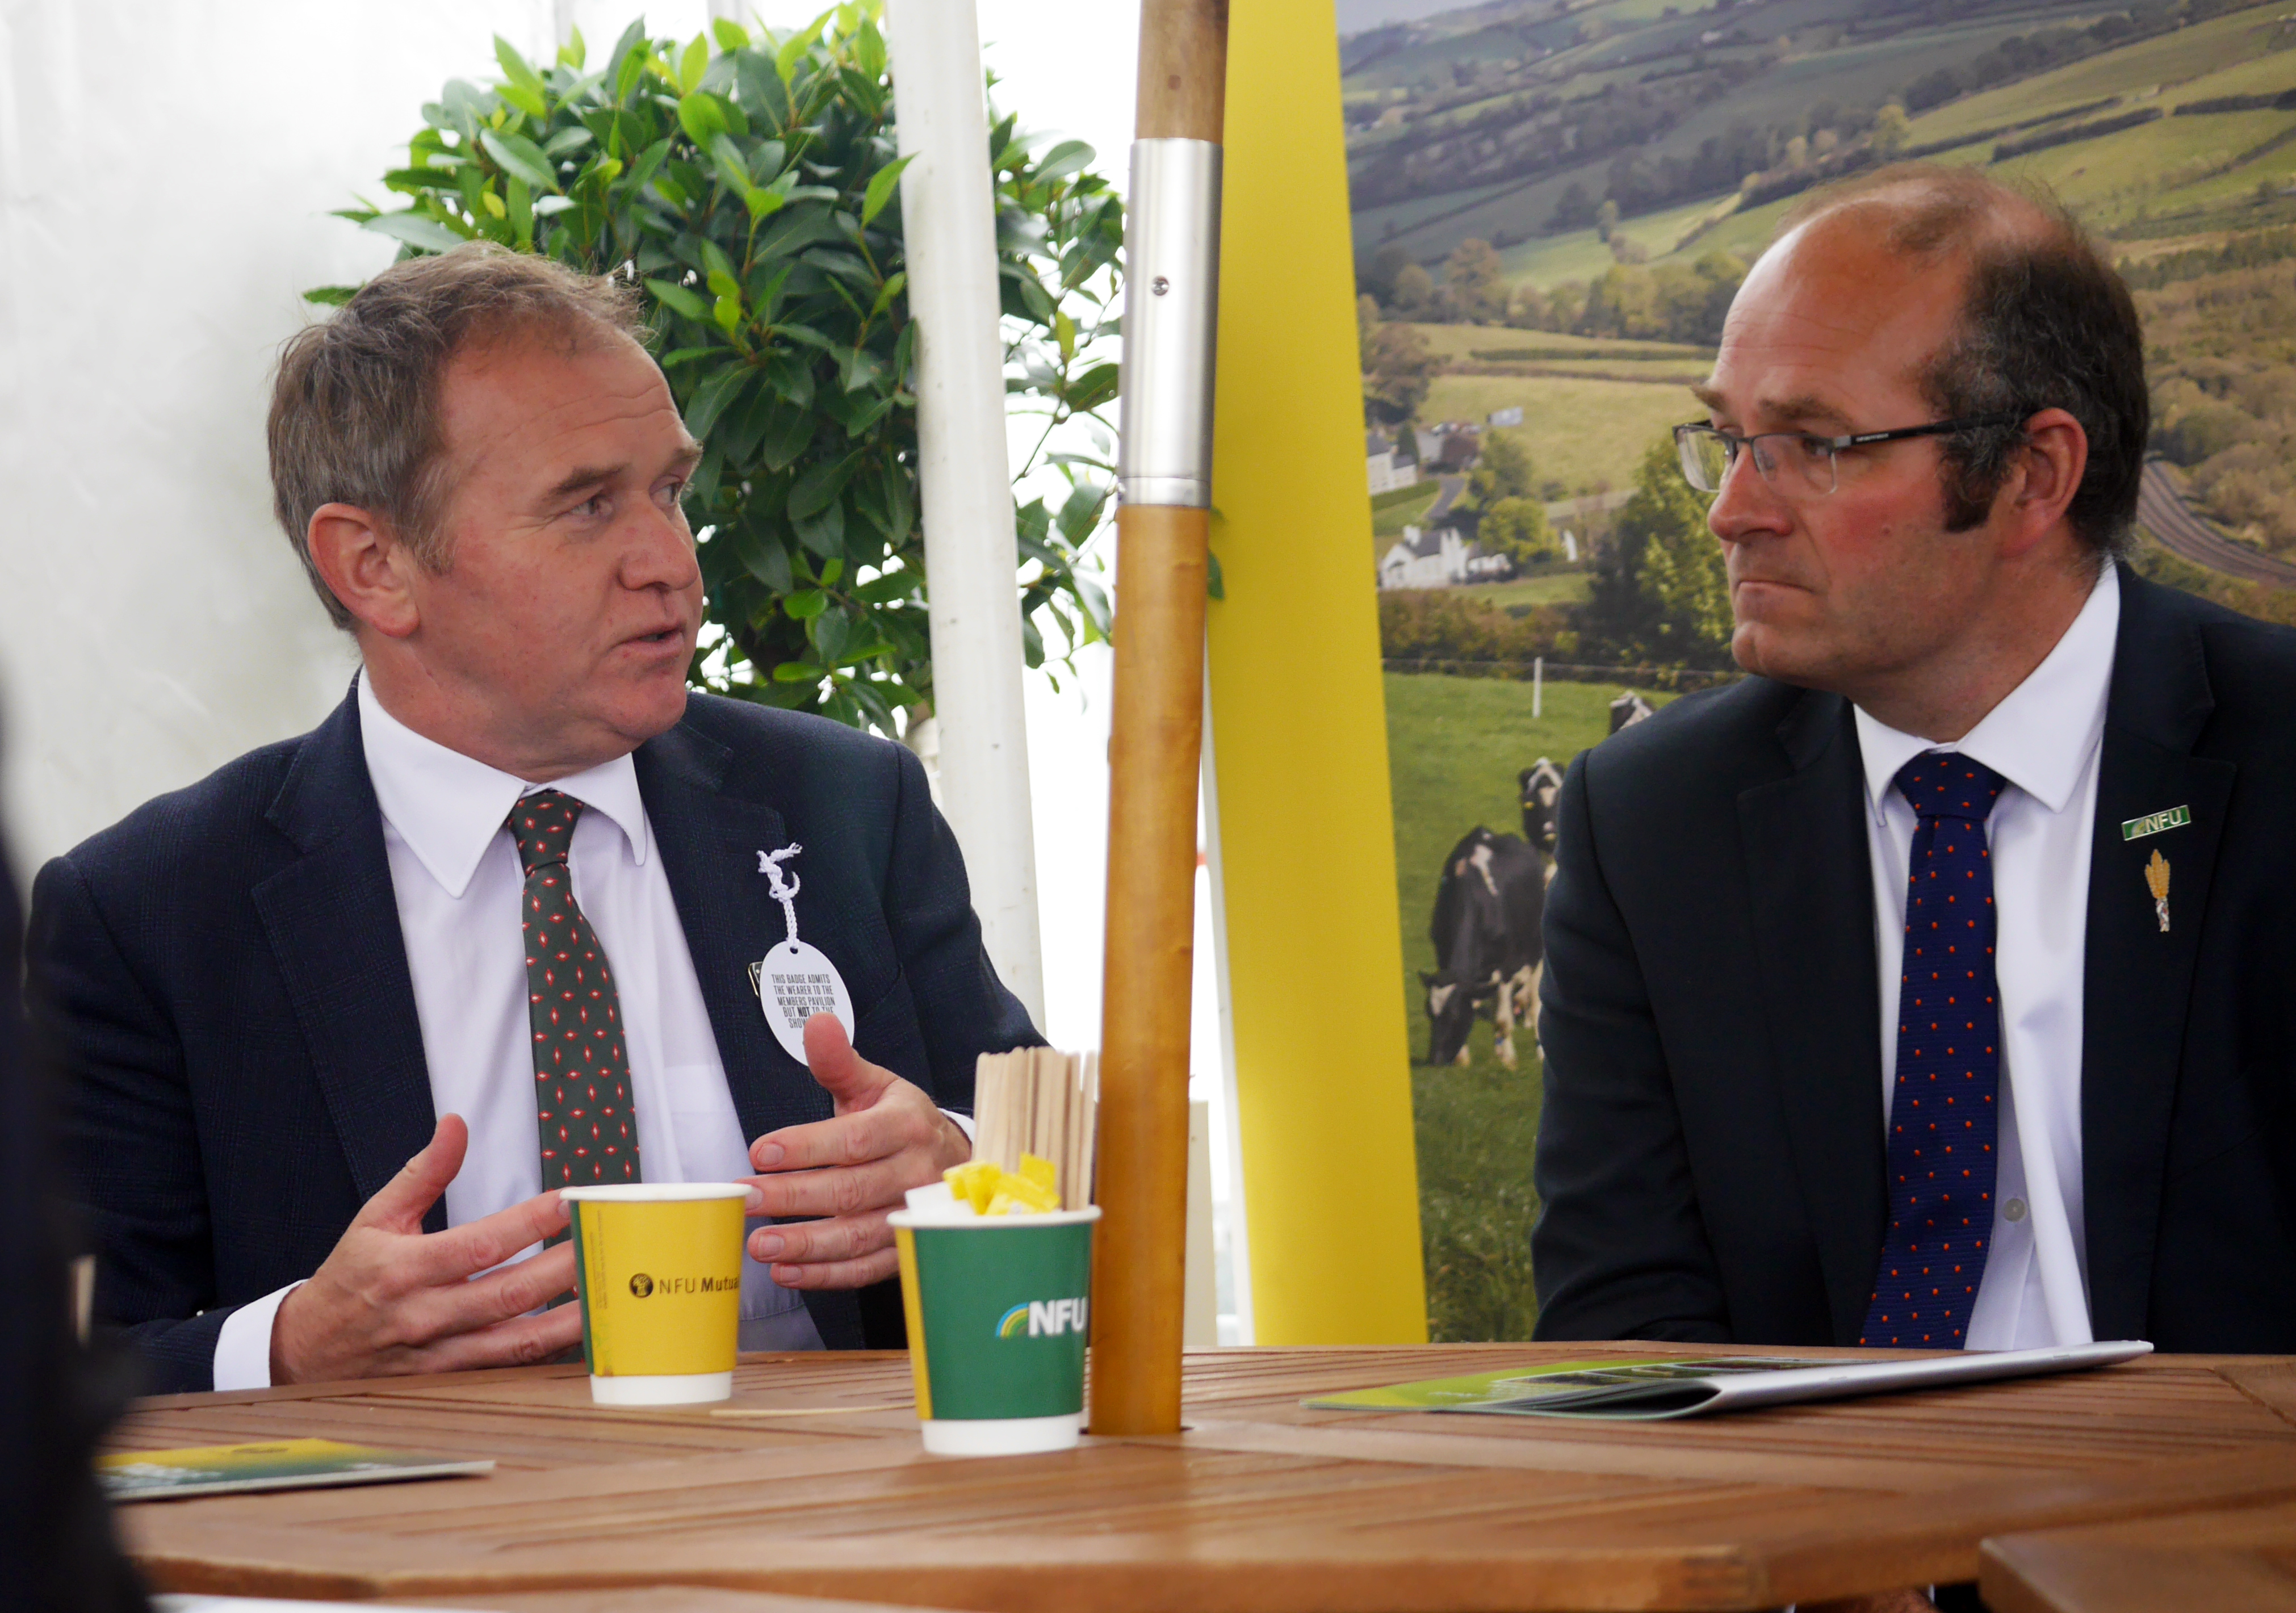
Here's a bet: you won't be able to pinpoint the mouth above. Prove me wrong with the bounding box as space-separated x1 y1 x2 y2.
618 626 688 654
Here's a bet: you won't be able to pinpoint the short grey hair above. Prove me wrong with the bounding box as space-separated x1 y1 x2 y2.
267 244 650 628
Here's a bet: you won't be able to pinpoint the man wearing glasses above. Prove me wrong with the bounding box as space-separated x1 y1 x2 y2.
1531 164 2296 1355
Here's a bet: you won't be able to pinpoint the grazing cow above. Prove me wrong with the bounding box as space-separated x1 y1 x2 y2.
1609 689 1656 734
1422 826 1546 1068
1518 758 1563 869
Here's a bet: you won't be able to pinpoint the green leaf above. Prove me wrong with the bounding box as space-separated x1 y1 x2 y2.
1206 550 1226 601
558 25 586 68
506 174 534 246
479 128 558 192
774 28 811 85
1063 361 1121 413
493 35 545 95
714 292 743 336
773 662 826 683
869 270 906 319
744 186 786 224
543 125 594 157
1034 140 1095 183
739 528 794 592
792 498 844 556
711 16 751 51
676 90 728 146
783 589 827 619
497 81 548 120
861 152 914 227
811 606 849 663
789 455 853 518
646 276 709 321
706 267 741 300
685 365 752 441
677 33 711 94
363 211 469 252
303 285 359 307
609 22 652 103
623 137 672 195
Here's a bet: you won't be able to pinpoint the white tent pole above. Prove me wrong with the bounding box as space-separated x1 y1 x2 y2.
881 0 1047 1030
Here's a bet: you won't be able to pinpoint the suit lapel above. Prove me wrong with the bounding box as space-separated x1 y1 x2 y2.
1737 689 1887 1344
252 690 444 1229
632 723 823 1141
2081 570 2235 1342
635 719 865 1350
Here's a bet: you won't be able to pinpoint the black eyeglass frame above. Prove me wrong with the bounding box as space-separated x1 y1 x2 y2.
1671 412 2029 496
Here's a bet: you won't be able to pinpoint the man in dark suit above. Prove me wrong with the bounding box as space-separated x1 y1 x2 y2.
1532 165 2296 1354
27 246 1034 1394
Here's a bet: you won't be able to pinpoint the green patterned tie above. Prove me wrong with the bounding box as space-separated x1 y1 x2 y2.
508 791 641 1191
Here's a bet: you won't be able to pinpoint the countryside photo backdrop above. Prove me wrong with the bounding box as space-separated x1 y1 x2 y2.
1345 0 2296 1340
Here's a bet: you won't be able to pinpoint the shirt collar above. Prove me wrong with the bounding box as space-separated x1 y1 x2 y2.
1853 562 2120 823
356 672 651 898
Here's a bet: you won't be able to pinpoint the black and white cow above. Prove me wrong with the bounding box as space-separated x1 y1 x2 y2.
1518 758 1563 872
1609 689 1656 733
1421 826 1546 1068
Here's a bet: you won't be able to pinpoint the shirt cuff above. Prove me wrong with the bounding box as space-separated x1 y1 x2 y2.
212 1280 304 1392
940 1107 977 1144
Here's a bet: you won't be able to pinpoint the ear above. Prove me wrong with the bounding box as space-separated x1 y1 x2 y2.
2000 407 2088 558
307 502 423 639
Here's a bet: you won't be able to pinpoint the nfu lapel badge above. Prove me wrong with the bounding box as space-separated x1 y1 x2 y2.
748 844 856 1063
2122 805 2190 841
2144 848 2172 934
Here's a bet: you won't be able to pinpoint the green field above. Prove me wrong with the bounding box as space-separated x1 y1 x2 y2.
1372 481 1443 537
1423 372 1695 495
1910 6 2296 145
1464 571 1594 609
1402 323 1710 363
1384 672 1675 1342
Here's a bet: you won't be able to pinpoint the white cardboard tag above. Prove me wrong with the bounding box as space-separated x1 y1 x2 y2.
752 939 856 1064
749 844 855 1063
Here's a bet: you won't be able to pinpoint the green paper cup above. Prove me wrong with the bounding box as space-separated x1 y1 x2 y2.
562 1183 747 1406
889 1205 1100 1456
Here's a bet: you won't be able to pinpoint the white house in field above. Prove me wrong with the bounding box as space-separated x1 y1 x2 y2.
1367 429 1419 494
1377 522 1516 590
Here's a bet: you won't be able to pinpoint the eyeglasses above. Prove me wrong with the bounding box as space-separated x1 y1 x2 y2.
1672 414 2026 497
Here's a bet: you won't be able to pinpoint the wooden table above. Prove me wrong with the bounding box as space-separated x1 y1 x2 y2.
1983 1476 2296 1611
112 1345 2296 1611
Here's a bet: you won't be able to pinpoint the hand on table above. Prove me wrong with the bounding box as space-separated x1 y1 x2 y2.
741 1013 972 1289
270 1115 580 1384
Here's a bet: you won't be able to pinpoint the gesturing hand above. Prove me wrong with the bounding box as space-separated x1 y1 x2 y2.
269 1115 581 1384
742 1013 972 1289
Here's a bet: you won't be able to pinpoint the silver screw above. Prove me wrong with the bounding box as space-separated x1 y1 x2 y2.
1150 276 1170 295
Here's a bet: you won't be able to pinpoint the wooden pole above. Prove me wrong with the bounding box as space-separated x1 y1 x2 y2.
1091 0 1229 1439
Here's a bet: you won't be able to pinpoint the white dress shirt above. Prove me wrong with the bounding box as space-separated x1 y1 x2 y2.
1853 562 2118 1351
213 674 826 1388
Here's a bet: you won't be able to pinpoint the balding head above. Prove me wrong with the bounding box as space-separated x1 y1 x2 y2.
1758 164 2148 555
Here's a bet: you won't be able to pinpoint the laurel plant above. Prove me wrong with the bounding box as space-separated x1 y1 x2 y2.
320 7 1122 732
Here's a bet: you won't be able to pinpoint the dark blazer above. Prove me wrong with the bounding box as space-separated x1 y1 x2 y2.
1532 567 2296 1352
26 688 1039 1393
2 789 148 1611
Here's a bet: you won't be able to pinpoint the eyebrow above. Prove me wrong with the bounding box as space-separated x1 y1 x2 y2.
543 442 703 504
1689 385 1854 432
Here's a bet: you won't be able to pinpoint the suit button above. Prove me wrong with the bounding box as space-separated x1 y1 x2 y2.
2004 1198 2027 1223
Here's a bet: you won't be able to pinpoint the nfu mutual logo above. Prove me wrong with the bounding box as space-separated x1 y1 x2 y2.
994 1297 1089 1339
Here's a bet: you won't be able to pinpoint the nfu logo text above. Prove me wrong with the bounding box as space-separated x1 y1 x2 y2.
995 1298 1088 1338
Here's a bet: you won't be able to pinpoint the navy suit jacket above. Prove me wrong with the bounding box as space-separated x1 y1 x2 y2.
26 688 1039 1392
1532 568 2296 1351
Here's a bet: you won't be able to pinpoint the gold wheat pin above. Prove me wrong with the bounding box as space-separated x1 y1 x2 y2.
2144 849 2171 934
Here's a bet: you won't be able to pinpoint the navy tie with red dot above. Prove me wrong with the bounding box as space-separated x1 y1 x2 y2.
1859 752 2008 1350
508 791 640 1191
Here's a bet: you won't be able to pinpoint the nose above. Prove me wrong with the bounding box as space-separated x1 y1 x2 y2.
623 496 702 596
1704 441 1792 550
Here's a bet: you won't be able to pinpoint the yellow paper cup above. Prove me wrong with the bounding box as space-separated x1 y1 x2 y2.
561 1183 747 1406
